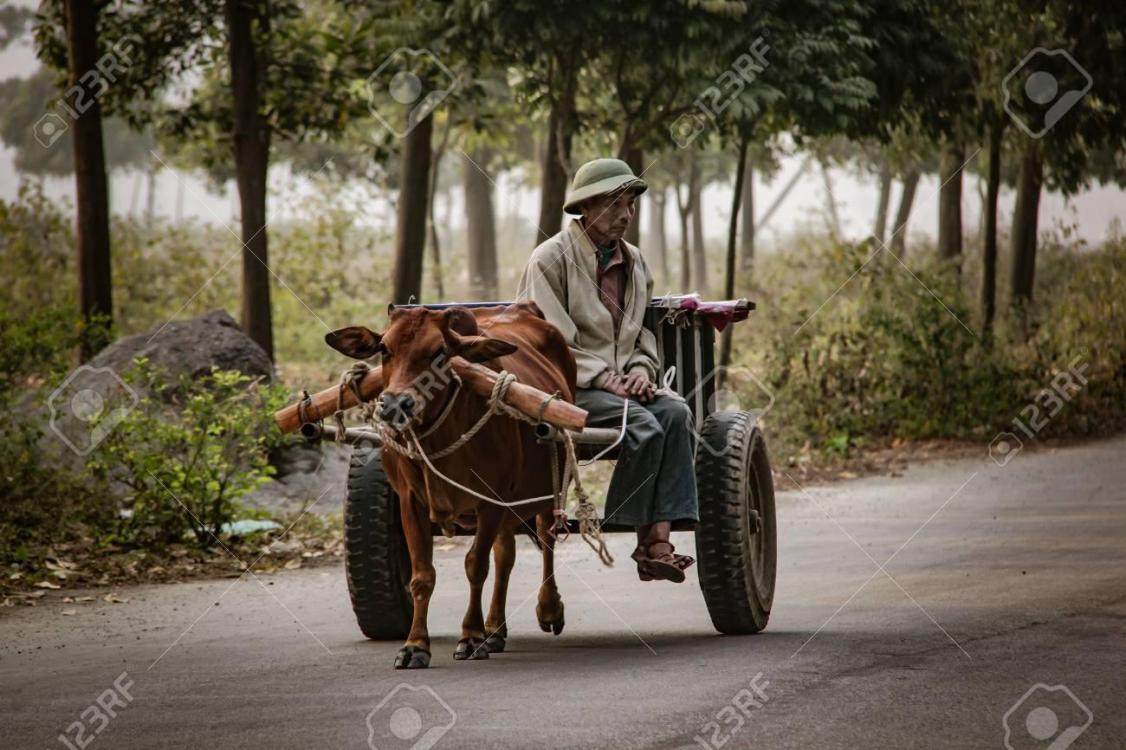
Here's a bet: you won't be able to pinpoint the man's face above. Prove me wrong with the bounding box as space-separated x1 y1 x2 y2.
580 189 637 243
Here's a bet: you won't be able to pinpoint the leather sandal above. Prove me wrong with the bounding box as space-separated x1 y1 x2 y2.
630 541 694 583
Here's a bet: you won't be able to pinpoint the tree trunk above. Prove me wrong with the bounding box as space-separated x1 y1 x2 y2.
873 158 891 244
755 159 807 236
463 148 498 299
226 0 273 360
427 187 444 299
1010 144 1043 308
676 177 691 290
391 113 434 304
620 144 643 247
690 152 706 294
739 152 755 273
64 0 113 360
145 160 157 228
648 186 668 287
427 117 451 299
820 160 841 241
981 122 1002 337
937 142 964 271
719 139 749 377
889 169 920 257
536 85 575 242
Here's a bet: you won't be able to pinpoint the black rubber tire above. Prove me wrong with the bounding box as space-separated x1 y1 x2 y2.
694 411 777 635
345 441 413 640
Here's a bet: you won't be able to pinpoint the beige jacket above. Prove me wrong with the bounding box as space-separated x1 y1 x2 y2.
517 220 659 389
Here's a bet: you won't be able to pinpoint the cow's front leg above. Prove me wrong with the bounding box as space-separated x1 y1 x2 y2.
535 512 565 635
396 492 434 669
456 509 501 661
484 527 517 653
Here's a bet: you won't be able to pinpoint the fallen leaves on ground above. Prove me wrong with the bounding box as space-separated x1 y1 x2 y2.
778 437 991 487
2 512 345 604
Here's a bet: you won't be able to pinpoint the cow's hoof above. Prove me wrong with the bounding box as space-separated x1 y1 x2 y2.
537 602 565 636
394 646 431 669
484 633 506 653
453 637 490 660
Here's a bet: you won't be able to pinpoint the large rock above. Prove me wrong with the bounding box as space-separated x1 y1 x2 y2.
89 309 274 392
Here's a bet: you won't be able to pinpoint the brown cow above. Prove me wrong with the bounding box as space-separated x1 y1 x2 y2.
325 301 576 669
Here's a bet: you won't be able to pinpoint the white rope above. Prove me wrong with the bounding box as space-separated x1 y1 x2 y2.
662 365 677 390
406 429 556 507
561 428 614 565
577 398 630 466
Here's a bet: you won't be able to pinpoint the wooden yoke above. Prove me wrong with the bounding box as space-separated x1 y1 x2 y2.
273 356 587 434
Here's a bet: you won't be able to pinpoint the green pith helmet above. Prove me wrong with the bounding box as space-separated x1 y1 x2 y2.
563 158 648 215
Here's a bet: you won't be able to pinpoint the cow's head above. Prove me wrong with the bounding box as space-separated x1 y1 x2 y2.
325 305 517 431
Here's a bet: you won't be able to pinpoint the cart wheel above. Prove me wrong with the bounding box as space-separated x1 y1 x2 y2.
345 441 413 640
694 410 777 634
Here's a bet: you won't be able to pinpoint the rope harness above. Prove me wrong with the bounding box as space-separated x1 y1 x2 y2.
331 361 614 566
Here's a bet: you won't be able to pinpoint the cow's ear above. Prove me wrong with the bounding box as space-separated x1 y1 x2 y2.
325 326 383 359
454 335 518 363
513 300 546 319
442 306 479 336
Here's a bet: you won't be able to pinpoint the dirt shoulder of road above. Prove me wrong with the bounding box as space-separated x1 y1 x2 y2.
1 517 345 608
774 431 1117 487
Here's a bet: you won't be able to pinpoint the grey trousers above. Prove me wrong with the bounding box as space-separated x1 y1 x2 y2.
574 388 700 527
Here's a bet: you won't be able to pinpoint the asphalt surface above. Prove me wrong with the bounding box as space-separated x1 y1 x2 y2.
3 435 1125 750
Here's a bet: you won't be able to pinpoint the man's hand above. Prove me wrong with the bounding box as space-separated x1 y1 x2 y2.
622 370 656 403
603 371 655 403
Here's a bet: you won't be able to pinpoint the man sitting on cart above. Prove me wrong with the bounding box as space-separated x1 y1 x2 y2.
517 158 698 583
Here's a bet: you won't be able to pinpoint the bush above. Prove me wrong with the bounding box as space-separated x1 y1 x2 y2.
86 361 293 547
0 307 112 561
734 234 1125 458
1015 235 1126 436
0 183 75 313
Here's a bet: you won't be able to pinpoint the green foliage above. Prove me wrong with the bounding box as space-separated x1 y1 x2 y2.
0 307 112 561
735 234 1125 457
0 5 33 51
0 69 155 177
0 298 298 561
268 198 394 366
0 306 80 397
86 360 291 547
0 183 392 369
1015 234 1126 434
0 182 75 310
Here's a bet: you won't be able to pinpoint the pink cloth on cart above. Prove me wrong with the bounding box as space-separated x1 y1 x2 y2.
671 297 751 332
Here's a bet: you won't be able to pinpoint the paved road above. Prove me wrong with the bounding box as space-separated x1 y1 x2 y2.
4 436 1125 749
